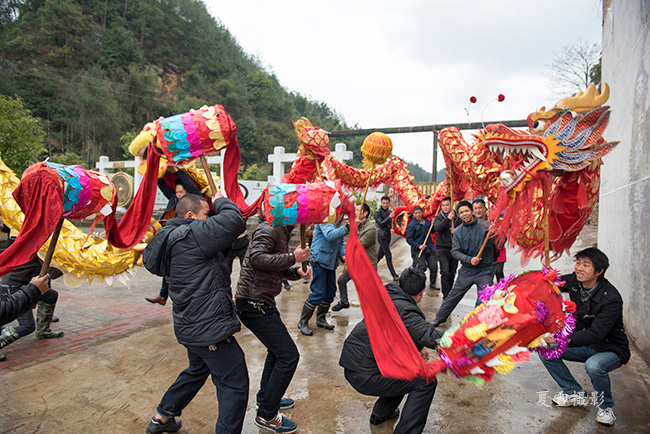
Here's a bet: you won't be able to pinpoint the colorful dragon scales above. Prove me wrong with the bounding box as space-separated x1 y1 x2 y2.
284 84 617 263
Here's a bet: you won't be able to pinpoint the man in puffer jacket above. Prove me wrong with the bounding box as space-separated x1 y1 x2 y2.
143 193 248 434
235 221 311 433
339 267 442 434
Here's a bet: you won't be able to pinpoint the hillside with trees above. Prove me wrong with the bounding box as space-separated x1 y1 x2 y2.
0 0 431 180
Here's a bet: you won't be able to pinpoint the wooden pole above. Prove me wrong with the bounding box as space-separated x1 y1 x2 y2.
199 154 218 197
418 219 435 259
542 174 551 268
448 164 455 230
418 202 441 259
476 229 492 260
39 218 65 277
300 225 308 272
357 165 376 219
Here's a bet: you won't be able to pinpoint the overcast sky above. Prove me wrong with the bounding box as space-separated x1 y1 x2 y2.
204 0 603 173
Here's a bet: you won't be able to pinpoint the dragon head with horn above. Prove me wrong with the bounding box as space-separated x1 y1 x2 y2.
477 84 618 196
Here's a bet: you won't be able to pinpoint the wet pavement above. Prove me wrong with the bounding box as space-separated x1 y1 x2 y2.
0 226 649 433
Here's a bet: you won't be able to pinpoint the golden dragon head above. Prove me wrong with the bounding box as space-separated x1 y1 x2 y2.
293 117 331 160
476 83 618 195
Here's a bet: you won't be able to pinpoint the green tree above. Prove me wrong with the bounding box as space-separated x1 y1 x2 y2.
0 94 46 173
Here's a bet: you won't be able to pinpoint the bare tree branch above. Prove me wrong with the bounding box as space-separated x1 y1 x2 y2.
548 39 601 98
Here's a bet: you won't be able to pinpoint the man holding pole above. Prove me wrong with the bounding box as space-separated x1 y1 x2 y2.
431 200 494 327
235 220 311 433
433 197 462 299
406 206 440 291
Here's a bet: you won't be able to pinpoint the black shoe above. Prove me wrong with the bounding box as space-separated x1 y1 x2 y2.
370 408 400 425
282 280 291 291
392 275 399 282
146 416 182 434
316 303 335 330
331 301 350 311
431 319 442 328
0 353 6 362
50 316 59 323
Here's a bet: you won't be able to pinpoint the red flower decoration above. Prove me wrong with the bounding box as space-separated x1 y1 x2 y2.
564 300 577 313
498 94 505 102
469 96 477 104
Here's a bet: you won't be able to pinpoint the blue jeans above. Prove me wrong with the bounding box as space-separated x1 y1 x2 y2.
156 337 249 433
539 346 622 409
307 263 337 305
236 299 299 420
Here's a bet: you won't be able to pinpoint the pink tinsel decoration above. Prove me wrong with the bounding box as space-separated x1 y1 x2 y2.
531 311 576 359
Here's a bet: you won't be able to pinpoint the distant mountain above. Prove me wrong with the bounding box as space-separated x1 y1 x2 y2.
0 0 362 170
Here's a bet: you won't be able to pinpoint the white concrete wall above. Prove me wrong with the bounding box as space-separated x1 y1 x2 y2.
599 0 650 360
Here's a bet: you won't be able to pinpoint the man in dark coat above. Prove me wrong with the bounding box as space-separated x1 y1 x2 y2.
143 193 248 434
433 196 462 299
339 267 442 434
375 196 399 281
406 206 439 290
539 247 629 427
235 221 311 433
431 200 494 327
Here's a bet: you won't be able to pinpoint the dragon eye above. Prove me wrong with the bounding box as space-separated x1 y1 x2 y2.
532 120 547 133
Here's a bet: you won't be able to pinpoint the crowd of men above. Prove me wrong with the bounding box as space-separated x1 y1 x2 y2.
0 192 630 433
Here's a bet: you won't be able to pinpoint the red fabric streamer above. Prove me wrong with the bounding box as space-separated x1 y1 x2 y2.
0 166 64 275
221 114 263 218
104 142 162 249
346 208 445 381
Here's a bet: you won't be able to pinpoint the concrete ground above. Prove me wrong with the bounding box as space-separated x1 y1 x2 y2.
1 226 649 434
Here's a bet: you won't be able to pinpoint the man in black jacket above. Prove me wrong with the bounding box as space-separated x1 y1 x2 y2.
339 267 442 434
539 248 629 427
433 197 462 299
235 222 311 433
144 193 248 434
374 196 399 281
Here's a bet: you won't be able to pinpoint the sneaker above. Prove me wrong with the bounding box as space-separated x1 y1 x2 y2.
146 416 182 434
596 407 616 426
256 397 296 410
551 391 586 407
331 301 350 311
370 408 400 425
254 414 297 433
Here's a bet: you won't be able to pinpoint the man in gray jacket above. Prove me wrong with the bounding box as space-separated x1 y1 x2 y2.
143 193 248 434
431 200 494 327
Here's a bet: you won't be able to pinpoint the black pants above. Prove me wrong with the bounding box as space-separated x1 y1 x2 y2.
156 337 249 434
376 234 398 278
414 251 438 286
434 266 494 323
436 249 458 299
344 369 437 434
236 299 299 420
494 262 505 282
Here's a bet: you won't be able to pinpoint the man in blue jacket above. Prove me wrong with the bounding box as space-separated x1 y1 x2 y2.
538 248 629 427
431 200 494 327
143 193 248 434
298 222 348 336
406 206 439 290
